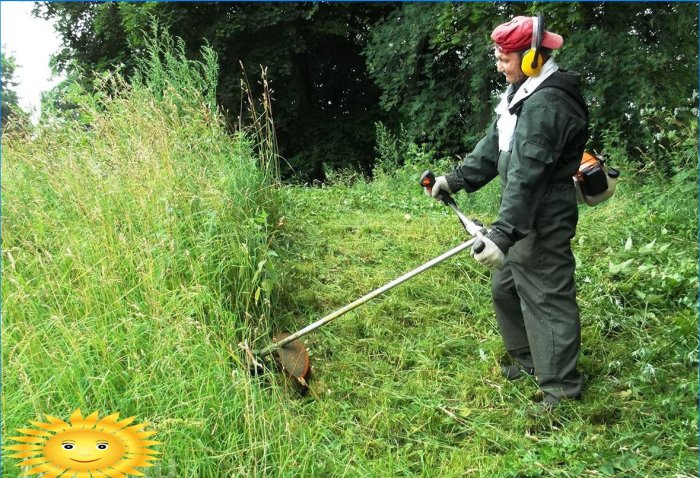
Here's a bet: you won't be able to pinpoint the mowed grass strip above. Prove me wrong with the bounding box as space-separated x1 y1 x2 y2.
269 170 697 477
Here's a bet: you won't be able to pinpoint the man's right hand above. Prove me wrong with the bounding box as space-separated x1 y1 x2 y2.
425 175 452 201
472 232 505 269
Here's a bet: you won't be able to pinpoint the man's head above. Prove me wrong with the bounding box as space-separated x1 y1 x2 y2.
494 49 526 85
491 16 563 84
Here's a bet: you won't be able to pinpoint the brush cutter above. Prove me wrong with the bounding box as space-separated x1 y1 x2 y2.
251 170 486 385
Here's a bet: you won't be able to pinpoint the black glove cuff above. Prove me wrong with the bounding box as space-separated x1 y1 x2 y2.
485 229 512 255
445 174 465 194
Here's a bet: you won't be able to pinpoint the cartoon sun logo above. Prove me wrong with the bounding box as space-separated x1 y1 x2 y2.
4 408 160 477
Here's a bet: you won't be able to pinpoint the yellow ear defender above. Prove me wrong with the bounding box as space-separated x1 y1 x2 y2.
521 13 545 77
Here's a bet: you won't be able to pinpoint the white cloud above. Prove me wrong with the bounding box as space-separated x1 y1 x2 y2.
1 1 65 121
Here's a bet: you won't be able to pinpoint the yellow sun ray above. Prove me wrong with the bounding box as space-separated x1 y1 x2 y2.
90 470 112 478
43 414 70 426
33 471 62 478
4 443 44 452
95 412 122 428
95 418 127 435
69 408 85 427
119 448 161 459
30 416 70 433
96 414 138 434
18 457 49 467
111 459 146 476
7 452 42 459
82 410 100 428
26 461 67 476
121 430 157 443
101 469 128 478
7 436 46 444
119 425 161 451
16 428 52 437
135 439 160 447
116 415 136 427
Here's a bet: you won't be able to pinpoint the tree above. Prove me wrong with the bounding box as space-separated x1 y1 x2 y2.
365 3 515 159
35 2 393 180
34 2 698 175
2 49 27 128
545 2 698 154
365 2 699 162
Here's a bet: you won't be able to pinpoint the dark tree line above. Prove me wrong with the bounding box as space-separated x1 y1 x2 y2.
36 2 698 180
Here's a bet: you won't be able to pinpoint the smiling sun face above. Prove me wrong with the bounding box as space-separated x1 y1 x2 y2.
44 429 126 471
5 408 160 477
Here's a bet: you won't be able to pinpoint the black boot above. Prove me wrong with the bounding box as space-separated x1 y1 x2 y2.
500 364 535 381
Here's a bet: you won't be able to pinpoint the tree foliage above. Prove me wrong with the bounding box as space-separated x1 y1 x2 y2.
36 2 392 180
532 2 698 154
36 2 698 178
1 49 27 128
365 3 515 158
367 2 698 161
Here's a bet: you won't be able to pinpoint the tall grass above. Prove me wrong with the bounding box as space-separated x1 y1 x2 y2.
1 32 303 476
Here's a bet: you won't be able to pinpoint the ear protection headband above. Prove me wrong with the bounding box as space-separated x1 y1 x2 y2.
521 13 545 77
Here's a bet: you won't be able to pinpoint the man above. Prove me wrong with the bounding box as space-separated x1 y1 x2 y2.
427 16 588 411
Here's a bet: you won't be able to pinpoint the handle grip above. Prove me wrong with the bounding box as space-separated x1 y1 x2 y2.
420 170 456 207
420 169 487 253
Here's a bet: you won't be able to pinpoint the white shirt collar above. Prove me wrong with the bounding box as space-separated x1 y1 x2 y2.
508 57 559 109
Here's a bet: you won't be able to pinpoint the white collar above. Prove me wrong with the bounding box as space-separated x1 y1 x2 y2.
508 58 559 109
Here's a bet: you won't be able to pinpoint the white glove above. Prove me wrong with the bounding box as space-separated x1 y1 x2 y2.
424 175 452 201
472 233 505 269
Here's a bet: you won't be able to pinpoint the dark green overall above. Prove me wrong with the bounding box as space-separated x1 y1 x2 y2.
446 70 588 400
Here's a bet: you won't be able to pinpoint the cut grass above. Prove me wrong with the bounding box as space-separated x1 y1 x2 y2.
266 171 697 477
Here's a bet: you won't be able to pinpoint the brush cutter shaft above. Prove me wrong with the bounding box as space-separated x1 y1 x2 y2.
419 170 486 240
255 237 478 358
450 204 485 238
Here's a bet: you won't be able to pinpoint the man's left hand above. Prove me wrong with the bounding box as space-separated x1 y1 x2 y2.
472 234 505 269
425 175 452 202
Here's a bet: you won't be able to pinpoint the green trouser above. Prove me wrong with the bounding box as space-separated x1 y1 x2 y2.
491 184 583 400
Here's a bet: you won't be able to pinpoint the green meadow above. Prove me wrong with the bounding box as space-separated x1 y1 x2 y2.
2 37 697 477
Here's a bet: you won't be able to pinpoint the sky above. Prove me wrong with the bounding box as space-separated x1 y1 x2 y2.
1 1 65 122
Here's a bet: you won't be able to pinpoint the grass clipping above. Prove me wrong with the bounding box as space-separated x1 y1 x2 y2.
2 34 294 475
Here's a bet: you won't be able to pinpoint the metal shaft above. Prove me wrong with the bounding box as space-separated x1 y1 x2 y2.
449 203 485 237
255 237 477 358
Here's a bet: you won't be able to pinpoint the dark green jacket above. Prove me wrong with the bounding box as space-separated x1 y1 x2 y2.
445 70 588 253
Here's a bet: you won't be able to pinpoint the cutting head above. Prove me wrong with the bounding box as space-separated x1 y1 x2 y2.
272 333 311 386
